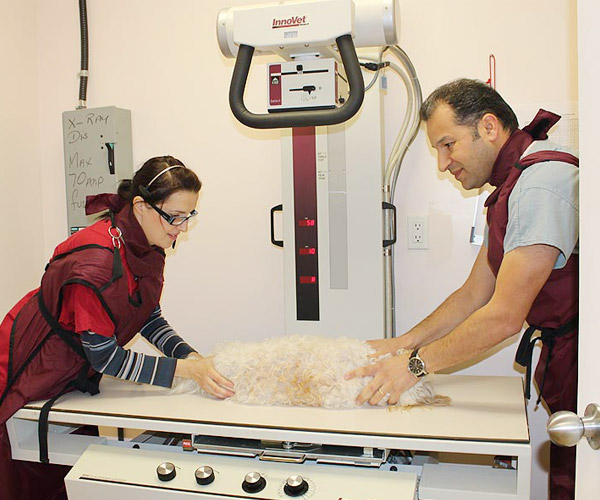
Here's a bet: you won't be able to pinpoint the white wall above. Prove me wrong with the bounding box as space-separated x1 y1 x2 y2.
576 0 600 496
2 1 578 498
0 0 44 315
34 0 286 346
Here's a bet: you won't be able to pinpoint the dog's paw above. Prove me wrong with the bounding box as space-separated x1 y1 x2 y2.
391 377 451 408
169 377 202 395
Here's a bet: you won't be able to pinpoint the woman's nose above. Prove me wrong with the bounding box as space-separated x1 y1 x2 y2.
178 220 189 232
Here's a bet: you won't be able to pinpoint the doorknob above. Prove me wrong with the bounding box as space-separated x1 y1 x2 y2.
547 403 600 449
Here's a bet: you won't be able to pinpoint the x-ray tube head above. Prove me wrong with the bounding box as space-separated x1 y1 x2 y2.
353 0 399 47
216 7 235 59
216 0 400 60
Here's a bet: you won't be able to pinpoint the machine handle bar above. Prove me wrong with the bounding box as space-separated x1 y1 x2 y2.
270 204 284 247
229 34 365 129
382 201 397 247
259 453 306 463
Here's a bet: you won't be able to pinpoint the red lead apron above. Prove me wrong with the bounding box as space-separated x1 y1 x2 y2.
485 110 579 500
0 196 165 500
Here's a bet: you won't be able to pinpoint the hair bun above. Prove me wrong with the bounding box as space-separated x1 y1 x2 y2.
117 178 134 201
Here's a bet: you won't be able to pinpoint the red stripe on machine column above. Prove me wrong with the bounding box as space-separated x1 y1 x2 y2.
292 127 319 321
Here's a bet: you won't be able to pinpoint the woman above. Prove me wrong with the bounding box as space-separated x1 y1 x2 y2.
0 155 233 500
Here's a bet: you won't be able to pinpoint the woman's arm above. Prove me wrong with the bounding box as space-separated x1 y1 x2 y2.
140 306 197 359
81 331 176 387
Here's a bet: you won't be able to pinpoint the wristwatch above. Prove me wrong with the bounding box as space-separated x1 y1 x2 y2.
407 348 428 378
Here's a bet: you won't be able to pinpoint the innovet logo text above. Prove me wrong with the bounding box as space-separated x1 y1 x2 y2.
272 15 309 29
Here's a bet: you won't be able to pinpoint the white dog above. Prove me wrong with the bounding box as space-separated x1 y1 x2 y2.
171 335 449 409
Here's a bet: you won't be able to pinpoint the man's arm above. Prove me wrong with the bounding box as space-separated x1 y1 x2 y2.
422 243 559 370
406 245 497 347
348 243 560 405
371 244 496 354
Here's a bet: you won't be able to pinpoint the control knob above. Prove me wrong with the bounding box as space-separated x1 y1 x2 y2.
195 465 215 485
242 471 267 493
284 475 309 497
156 462 176 482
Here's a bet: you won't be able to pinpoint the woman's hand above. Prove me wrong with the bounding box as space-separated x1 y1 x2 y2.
175 355 234 399
345 351 417 406
184 352 203 361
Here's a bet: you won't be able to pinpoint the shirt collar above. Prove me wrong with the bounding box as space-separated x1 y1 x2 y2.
489 109 561 187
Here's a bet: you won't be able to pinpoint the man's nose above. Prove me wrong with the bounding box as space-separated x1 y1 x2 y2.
437 152 452 172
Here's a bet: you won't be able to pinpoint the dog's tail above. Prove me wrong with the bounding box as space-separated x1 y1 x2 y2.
389 394 451 411
422 394 452 406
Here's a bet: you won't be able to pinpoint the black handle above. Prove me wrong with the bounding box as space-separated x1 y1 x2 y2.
105 142 115 175
270 204 283 247
382 202 397 247
229 34 365 129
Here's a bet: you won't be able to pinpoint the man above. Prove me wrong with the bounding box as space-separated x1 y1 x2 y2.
346 79 578 499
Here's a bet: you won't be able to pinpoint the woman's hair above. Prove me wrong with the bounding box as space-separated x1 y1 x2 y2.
420 78 519 134
118 155 202 204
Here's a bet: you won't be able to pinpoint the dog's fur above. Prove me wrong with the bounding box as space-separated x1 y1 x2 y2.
171 335 449 409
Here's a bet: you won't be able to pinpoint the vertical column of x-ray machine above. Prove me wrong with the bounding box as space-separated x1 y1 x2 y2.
218 0 400 340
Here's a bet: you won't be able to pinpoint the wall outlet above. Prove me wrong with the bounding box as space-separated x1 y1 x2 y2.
408 215 428 249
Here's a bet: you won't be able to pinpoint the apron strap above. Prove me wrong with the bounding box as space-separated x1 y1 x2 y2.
0 330 54 408
515 316 578 404
37 292 86 358
515 325 540 401
38 365 102 464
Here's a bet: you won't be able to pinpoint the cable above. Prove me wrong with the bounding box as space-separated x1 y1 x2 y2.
378 45 422 338
359 47 389 92
385 46 422 194
77 0 89 109
357 46 421 337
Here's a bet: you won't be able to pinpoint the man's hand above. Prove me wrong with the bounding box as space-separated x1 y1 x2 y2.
175 356 235 399
366 337 413 358
345 352 417 406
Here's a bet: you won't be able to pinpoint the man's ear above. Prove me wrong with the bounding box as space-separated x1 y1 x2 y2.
479 113 501 142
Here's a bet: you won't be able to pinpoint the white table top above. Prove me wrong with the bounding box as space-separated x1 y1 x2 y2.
23 374 529 444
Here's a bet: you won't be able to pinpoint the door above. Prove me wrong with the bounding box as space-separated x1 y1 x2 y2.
575 0 600 496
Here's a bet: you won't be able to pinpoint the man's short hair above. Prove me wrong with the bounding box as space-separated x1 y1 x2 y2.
420 79 519 133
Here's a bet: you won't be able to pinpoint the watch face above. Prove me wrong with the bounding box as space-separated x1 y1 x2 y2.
408 357 425 375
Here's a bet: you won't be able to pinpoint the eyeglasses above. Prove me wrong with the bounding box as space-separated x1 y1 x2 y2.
138 185 197 226
147 201 197 226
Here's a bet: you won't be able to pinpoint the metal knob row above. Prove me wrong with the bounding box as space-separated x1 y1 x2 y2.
156 463 215 485
157 464 308 497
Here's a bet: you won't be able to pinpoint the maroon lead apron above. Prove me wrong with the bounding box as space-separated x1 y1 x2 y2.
485 110 579 500
0 198 164 500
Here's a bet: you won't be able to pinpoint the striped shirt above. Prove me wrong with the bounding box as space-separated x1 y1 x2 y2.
81 306 196 388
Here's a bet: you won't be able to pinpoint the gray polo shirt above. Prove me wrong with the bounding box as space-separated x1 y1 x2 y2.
486 140 579 269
